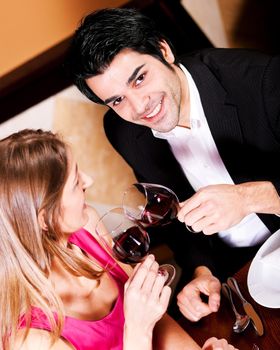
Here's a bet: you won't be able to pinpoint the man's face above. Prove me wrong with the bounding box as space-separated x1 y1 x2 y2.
86 43 189 132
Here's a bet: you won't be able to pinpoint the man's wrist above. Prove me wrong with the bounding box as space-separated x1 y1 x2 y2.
236 181 280 215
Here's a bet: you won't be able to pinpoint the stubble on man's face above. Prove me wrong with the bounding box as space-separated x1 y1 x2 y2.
149 81 182 133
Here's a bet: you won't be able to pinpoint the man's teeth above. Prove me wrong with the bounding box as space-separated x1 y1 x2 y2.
146 101 162 118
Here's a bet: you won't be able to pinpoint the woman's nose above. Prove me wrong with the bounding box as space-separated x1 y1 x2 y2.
81 171 94 189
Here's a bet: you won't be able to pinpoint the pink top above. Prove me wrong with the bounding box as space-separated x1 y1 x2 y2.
19 228 128 350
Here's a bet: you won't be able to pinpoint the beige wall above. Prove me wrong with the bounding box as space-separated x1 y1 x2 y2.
0 0 125 75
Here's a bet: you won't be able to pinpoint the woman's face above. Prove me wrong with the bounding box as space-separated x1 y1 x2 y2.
59 149 93 233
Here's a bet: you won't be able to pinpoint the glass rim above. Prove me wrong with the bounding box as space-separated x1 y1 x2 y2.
122 182 179 220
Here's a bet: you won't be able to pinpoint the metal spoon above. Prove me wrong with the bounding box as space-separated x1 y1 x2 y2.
227 276 264 336
222 283 251 333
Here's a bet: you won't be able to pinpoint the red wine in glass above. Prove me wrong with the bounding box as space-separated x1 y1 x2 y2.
123 183 197 232
141 193 178 226
123 183 179 227
112 225 150 264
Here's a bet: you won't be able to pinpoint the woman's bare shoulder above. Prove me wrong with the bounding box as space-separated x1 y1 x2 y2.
15 329 74 350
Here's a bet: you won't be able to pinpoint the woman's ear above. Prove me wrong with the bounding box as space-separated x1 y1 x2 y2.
159 40 175 64
38 210 48 231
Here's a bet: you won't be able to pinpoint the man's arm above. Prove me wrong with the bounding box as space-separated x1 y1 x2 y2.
178 181 280 235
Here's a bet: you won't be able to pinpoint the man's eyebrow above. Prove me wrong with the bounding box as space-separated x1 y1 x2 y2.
104 64 145 105
104 95 120 105
127 64 145 85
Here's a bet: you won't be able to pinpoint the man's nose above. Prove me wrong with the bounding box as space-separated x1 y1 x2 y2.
129 93 150 118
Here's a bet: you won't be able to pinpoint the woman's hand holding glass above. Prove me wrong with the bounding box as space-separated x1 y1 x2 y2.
123 254 171 343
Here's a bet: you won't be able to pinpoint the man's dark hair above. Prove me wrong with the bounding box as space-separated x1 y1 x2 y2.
66 7 178 104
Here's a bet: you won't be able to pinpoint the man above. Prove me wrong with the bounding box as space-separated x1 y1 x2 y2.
67 8 280 322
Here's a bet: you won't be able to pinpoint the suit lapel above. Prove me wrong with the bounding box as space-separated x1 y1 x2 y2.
181 56 244 175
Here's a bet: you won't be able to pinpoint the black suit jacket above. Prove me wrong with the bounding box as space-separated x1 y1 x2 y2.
103 48 280 279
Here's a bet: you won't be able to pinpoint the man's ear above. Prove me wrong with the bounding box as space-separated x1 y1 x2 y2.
159 40 175 64
38 210 48 231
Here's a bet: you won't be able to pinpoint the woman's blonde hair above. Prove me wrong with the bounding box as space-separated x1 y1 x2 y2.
0 129 102 349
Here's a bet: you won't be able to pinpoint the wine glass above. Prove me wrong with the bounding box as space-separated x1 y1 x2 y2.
122 182 197 232
95 207 176 286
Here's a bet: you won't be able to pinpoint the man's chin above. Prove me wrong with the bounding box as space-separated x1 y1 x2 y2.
151 123 177 133
140 113 178 132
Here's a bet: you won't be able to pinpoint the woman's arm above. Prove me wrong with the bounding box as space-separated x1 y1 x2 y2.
153 313 200 350
153 315 238 350
123 255 171 350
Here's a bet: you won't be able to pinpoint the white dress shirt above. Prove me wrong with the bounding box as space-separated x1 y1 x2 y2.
152 64 271 247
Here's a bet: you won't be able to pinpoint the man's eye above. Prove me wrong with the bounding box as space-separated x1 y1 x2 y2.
113 96 123 106
135 73 145 86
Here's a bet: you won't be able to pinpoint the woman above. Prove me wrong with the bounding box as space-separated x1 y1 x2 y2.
0 129 236 350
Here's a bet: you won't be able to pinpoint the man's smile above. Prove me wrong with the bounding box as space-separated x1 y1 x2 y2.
141 98 163 122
